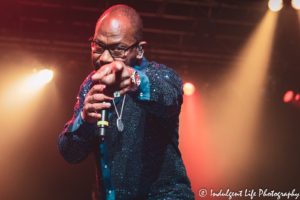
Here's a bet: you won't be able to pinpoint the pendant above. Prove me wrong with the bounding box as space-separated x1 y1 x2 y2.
117 118 124 132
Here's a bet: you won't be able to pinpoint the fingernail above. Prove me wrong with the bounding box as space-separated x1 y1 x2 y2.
100 85 106 92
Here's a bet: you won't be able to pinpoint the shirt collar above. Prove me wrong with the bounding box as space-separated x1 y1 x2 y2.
133 56 148 71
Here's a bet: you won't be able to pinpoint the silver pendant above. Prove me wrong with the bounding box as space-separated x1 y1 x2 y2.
117 118 124 132
113 91 120 98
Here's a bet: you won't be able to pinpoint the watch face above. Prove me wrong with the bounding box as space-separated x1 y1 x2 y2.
133 72 136 83
129 68 140 91
131 70 136 84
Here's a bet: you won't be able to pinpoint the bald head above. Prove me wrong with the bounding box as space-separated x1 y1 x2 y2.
92 5 146 70
96 5 143 41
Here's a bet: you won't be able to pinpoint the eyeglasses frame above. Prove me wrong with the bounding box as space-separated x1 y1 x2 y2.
89 37 140 59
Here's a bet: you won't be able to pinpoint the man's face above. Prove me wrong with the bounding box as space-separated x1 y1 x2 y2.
92 14 138 71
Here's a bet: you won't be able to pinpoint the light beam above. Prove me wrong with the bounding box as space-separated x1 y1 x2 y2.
207 10 279 187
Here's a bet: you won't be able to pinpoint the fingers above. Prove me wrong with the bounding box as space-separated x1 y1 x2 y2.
85 92 114 104
81 109 101 124
92 61 130 85
112 62 125 82
82 84 114 124
91 62 132 98
84 102 111 113
111 61 124 72
88 84 106 95
103 78 131 94
88 112 101 119
92 61 124 81
82 98 112 124
100 70 130 86
100 73 119 86
88 84 114 98
92 64 112 82
118 86 131 96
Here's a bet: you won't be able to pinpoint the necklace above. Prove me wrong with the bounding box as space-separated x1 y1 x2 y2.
113 94 126 132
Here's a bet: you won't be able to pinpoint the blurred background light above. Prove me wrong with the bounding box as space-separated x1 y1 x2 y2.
268 0 283 11
35 69 53 85
292 0 300 10
0 68 54 111
25 69 54 90
295 94 300 100
283 91 294 102
183 82 195 96
205 10 279 188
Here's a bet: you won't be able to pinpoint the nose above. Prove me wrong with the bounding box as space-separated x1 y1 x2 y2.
99 49 114 64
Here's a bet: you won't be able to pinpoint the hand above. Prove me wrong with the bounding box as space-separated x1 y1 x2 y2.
92 61 132 95
81 84 114 124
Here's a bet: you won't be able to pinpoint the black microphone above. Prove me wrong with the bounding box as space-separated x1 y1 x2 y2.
97 101 109 137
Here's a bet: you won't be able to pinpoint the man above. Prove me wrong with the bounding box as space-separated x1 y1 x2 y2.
58 4 195 200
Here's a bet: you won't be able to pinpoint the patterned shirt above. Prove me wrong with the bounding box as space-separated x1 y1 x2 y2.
58 57 195 200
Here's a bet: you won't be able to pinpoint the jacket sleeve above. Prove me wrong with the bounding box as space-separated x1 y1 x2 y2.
129 62 183 118
57 72 97 164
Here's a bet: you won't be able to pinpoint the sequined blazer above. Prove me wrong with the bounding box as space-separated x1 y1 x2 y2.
58 60 195 200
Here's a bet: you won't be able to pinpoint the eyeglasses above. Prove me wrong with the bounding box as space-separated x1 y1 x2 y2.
89 37 139 59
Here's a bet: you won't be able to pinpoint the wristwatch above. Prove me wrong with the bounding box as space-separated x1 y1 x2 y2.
129 67 140 91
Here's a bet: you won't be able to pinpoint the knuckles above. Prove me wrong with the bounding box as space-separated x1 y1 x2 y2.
124 79 131 85
85 95 94 103
112 61 125 71
92 94 102 101
92 84 104 92
83 104 91 112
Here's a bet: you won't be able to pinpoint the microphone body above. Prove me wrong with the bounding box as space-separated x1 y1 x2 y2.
97 101 109 137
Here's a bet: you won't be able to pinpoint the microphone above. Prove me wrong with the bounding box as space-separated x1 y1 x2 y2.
97 91 118 137
97 101 109 137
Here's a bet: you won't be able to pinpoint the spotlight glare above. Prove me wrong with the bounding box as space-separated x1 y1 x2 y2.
283 91 294 103
295 94 300 101
292 0 300 10
35 69 53 85
268 0 283 12
183 83 195 96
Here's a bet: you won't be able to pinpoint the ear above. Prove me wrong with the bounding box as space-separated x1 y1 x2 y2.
136 41 147 59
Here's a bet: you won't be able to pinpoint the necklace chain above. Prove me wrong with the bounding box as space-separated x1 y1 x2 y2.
113 94 126 119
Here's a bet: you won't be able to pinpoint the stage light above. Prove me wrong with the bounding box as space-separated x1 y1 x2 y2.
35 69 53 84
292 0 300 10
283 91 294 103
295 94 300 100
23 69 53 91
268 0 283 11
183 83 195 96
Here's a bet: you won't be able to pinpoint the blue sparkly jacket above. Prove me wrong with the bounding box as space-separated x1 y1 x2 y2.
58 58 195 200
